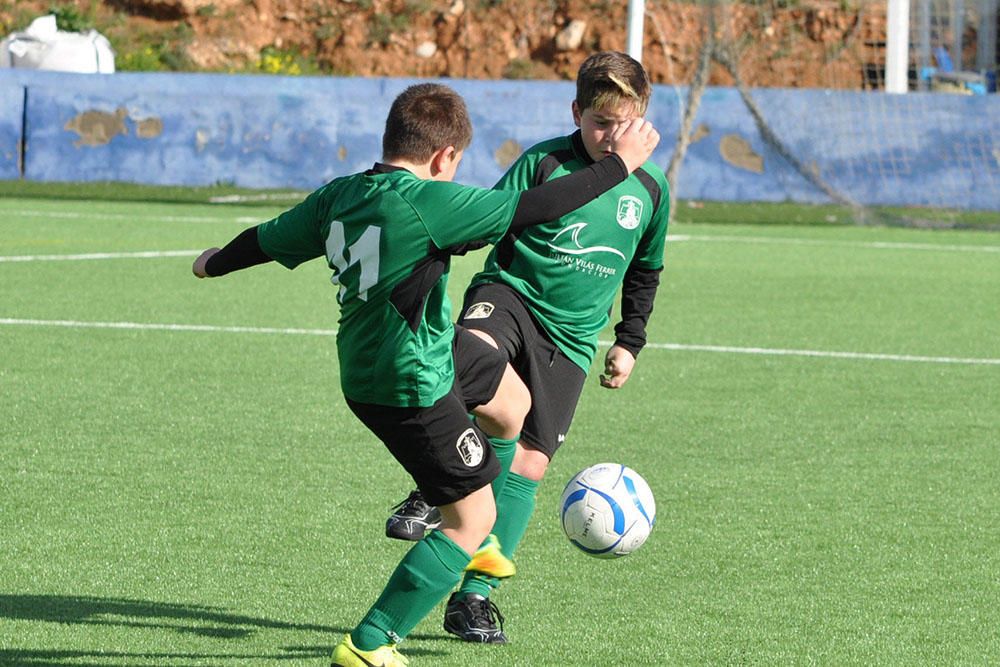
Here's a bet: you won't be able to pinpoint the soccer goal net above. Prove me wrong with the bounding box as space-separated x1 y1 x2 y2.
648 0 999 226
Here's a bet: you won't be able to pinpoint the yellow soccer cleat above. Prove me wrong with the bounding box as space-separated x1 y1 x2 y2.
330 634 409 667
464 534 516 579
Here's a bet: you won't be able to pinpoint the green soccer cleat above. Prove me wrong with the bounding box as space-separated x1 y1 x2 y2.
464 534 516 579
330 634 409 667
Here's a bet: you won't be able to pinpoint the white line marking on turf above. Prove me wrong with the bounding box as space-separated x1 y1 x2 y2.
601 340 1000 366
8 209 260 224
3 318 997 366
668 234 1000 253
7 234 997 265
0 250 201 262
8 207 999 252
0 318 338 336
208 192 308 203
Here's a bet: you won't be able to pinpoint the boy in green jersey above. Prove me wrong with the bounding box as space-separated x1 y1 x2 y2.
386 53 671 644
192 82 658 667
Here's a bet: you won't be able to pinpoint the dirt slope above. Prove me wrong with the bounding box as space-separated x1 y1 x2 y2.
2 0 888 88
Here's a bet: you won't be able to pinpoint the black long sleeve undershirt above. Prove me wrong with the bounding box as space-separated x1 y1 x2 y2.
613 264 662 358
204 225 271 277
508 153 627 232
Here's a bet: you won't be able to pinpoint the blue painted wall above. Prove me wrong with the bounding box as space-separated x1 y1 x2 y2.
1 69 997 210
0 79 21 179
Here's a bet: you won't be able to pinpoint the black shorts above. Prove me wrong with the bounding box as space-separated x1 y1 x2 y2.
458 282 586 459
453 325 507 411
344 326 508 507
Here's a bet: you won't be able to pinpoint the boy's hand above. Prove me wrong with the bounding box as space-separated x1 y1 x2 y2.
192 248 220 278
599 345 636 389
609 118 660 173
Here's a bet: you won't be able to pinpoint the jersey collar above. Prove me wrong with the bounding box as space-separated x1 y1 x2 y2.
366 162 411 176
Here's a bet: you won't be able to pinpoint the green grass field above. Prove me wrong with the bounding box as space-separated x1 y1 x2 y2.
2 191 999 666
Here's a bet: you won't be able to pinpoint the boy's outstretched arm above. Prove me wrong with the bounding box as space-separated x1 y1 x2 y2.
192 226 273 278
509 118 659 231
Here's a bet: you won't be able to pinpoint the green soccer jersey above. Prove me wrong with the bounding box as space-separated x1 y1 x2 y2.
257 165 519 408
471 132 670 371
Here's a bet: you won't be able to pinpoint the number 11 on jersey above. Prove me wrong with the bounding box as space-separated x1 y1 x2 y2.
326 221 381 303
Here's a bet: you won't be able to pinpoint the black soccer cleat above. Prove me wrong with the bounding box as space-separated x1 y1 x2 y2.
385 490 442 541
443 593 508 644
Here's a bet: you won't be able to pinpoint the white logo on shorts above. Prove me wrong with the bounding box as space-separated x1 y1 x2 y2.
456 428 485 467
464 302 494 320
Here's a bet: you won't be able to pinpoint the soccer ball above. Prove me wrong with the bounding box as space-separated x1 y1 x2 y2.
559 463 656 558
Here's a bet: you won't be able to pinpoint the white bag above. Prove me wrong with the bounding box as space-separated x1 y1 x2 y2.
0 14 115 73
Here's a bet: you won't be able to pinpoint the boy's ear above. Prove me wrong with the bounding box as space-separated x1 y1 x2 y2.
429 145 458 178
571 100 582 127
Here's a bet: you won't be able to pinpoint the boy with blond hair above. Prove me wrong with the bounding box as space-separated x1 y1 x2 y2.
386 53 671 645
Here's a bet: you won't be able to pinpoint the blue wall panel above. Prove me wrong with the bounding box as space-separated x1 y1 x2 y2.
23 84 383 188
0 80 23 180
2 69 997 210
744 89 1000 209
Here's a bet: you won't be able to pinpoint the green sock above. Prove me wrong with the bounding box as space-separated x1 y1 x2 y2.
351 530 470 650
458 471 539 599
489 435 518 497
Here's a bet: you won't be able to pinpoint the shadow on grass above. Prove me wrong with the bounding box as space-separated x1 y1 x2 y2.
0 647 449 667
0 646 328 666
0 595 452 665
0 594 341 637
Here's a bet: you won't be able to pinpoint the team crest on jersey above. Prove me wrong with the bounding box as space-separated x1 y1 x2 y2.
463 302 494 320
456 428 485 467
616 195 643 230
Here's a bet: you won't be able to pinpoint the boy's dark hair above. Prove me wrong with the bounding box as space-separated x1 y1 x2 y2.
382 83 473 162
576 51 651 116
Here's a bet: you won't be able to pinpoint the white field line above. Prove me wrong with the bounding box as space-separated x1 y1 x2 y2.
4 234 999 264
7 209 261 224
668 234 1000 253
616 340 1000 366
2 317 997 366
0 318 337 337
6 206 1000 253
0 250 201 263
208 192 308 203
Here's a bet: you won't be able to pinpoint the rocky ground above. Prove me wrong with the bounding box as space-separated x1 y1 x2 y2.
2 0 893 89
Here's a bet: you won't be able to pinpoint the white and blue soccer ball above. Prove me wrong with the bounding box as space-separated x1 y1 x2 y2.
559 463 656 558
